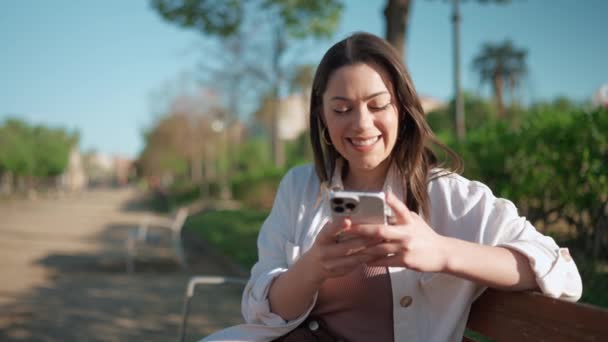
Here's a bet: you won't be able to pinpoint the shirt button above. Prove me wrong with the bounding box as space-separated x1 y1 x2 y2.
400 296 413 308
308 320 319 331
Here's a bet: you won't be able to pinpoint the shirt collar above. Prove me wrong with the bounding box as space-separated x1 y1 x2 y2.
328 158 405 200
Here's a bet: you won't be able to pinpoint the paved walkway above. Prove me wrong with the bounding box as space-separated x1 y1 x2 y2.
0 188 244 341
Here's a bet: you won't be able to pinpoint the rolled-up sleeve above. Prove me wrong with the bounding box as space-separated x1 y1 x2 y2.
434 175 583 301
241 168 313 328
496 218 583 301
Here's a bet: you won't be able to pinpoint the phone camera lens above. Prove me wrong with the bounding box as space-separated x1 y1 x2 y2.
345 203 356 210
332 198 344 205
334 206 345 213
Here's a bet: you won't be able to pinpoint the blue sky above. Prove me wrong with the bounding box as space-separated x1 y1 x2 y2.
1 0 606 158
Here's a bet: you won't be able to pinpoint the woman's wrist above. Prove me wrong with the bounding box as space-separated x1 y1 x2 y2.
300 248 328 288
268 249 326 320
439 236 461 274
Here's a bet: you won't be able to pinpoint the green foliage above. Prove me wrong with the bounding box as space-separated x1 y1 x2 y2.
453 108 608 257
471 39 528 117
229 133 311 210
575 258 608 308
0 119 35 175
285 131 312 168
31 125 77 177
529 96 583 114
427 92 499 138
138 114 191 179
151 0 342 40
186 208 269 268
150 0 244 36
472 40 527 84
262 0 342 39
0 118 78 177
234 136 272 174
231 165 284 211
232 137 276 210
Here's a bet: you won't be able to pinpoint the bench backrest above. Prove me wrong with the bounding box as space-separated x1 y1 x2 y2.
464 289 608 341
171 207 189 233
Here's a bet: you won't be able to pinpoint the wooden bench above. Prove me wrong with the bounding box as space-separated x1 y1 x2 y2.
464 288 608 341
180 277 608 341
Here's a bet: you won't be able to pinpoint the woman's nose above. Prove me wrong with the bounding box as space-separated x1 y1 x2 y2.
352 107 374 130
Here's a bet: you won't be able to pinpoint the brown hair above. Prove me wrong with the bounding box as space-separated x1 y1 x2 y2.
309 32 462 218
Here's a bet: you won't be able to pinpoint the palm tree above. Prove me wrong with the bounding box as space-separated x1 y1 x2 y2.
472 40 527 118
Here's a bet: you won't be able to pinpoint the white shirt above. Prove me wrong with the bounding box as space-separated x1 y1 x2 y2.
203 163 582 342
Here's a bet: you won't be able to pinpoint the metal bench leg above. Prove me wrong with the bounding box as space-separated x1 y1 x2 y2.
173 234 188 271
178 276 248 342
180 293 194 342
126 234 135 274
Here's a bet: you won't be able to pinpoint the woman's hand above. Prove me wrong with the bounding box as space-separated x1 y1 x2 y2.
268 217 379 320
349 191 451 273
303 217 382 284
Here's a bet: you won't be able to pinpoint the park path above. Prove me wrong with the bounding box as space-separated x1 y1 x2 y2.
0 188 245 341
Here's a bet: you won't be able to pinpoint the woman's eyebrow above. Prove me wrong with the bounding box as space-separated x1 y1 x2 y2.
329 91 389 102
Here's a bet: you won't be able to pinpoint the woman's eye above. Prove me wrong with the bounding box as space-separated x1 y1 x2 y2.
333 108 350 114
370 103 391 111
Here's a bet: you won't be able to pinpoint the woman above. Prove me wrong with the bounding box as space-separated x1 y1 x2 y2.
204 32 582 342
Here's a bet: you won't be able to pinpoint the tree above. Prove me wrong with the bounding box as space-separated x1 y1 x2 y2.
426 91 497 136
383 0 510 62
472 40 527 118
151 0 342 168
289 64 315 93
383 0 511 140
384 0 412 62
0 118 78 194
31 125 79 177
0 119 35 178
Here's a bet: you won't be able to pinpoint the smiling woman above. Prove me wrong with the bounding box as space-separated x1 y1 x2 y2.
322 63 399 190
202 32 582 342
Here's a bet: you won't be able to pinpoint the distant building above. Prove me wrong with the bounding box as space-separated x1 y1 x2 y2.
59 148 87 191
84 152 134 187
592 84 608 109
278 93 309 141
113 156 134 186
83 152 114 186
419 95 447 114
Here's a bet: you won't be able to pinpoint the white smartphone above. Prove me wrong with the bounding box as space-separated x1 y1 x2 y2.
329 190 389 225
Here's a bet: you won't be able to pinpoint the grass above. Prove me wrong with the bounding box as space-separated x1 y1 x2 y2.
186 208 268 269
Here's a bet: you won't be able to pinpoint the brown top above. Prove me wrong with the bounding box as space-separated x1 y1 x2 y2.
311 265 394 341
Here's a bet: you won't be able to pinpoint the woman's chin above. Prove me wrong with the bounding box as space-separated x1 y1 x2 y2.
345 156 387 172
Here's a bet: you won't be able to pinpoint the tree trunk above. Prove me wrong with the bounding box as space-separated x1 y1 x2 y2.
451 0 465 140
384 0 412 63
493 74 505 118
0 171 12 195
17 175 26 193
592 203 607 258
271 25 286 168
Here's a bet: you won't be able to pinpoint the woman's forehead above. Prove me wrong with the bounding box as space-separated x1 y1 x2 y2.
324 63 393 99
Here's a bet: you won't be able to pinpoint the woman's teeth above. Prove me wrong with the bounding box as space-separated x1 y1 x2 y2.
350 136 380 146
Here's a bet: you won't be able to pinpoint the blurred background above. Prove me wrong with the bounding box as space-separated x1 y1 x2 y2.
0 0 607 341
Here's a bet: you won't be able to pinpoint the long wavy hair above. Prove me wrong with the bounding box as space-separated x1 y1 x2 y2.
309 32 462 218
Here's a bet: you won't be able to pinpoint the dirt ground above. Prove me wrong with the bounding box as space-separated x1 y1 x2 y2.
0 188 245 341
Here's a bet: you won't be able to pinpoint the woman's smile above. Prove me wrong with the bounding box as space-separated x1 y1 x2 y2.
346 135 382 152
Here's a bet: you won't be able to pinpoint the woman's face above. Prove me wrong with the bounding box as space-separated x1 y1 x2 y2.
322 63 399 173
